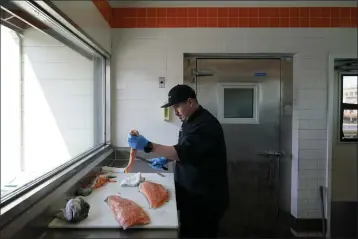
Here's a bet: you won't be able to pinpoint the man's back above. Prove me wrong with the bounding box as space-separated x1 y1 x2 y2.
174 106 229 212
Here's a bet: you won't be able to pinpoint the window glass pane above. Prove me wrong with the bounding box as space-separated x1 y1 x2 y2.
342 76 357 104
1 26 21 197
342 109 357 139
224 88 254 118
1 8 105 198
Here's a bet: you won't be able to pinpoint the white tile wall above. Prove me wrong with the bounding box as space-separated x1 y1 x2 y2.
299 140 327 150
297 110 327 120
298 120 327 130
112 27 357 218
299 130 328 140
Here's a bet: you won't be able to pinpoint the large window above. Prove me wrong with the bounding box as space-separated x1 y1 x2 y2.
339 74 358 142
1 25 22 197
1 3 107 201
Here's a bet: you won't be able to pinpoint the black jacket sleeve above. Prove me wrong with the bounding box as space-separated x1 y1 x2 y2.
173 122 214 165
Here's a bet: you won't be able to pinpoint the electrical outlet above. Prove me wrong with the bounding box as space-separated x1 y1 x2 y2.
159 77 165 88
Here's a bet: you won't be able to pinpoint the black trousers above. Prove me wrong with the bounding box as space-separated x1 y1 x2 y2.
175 183 225 238
178 206 223 238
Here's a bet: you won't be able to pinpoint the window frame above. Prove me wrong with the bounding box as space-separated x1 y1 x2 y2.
217 82 260 124
0 1 112 208
339 73 358 143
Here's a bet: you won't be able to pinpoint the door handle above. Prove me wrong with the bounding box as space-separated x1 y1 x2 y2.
257 150 282 158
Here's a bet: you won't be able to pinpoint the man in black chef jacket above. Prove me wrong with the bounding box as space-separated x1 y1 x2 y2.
128 84 229 238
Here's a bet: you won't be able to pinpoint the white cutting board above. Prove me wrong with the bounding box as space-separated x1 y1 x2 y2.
48 173 178 229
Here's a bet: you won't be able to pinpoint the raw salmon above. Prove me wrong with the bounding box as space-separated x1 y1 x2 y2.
139 181 169 208
105 195 150 230
125 130 139 173
91 176 116 189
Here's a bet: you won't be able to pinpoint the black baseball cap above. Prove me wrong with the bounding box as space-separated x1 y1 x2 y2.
160 84 197 108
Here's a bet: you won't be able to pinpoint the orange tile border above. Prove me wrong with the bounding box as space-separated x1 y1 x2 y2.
91 2 357 28
111 7 357 28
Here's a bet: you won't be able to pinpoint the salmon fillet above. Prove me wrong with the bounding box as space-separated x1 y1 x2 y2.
105 195 150 230
91 176 116 189
125 130 139 173
139 181 169 208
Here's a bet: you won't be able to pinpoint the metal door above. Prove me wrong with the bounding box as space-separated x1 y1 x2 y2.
185 58 282 237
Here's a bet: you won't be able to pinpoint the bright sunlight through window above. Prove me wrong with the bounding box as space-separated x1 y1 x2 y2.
1 13 105 198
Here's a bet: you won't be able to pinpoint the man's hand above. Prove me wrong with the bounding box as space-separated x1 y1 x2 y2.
149 157 169 170
127 133 149 151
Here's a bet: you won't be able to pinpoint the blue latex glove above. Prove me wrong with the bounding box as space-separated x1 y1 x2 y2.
149 157 169 170
127 133 149 151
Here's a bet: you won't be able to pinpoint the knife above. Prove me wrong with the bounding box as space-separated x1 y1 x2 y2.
136 155 168 171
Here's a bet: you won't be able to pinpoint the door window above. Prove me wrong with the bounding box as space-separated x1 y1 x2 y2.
218 83 259 124
224 88 254 118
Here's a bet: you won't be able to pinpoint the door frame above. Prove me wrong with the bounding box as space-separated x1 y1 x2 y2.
183 54 294 218
326 53 357 238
